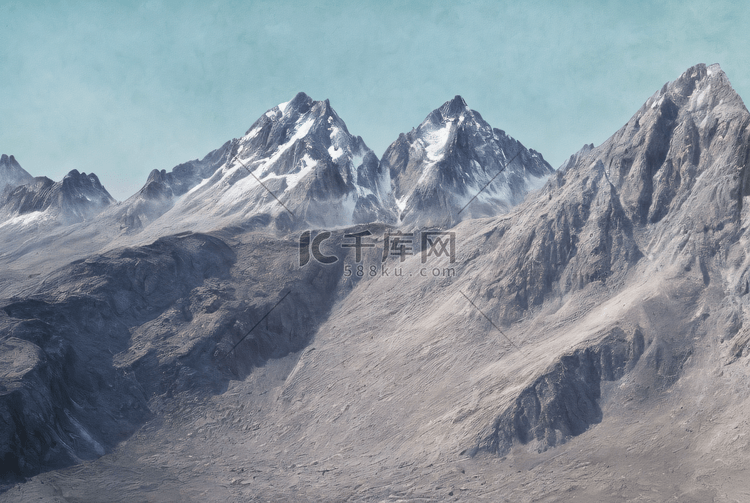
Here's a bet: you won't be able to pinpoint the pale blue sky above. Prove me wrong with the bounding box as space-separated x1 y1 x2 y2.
1 0 748 200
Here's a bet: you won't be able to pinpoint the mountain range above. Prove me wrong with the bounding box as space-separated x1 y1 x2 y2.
2 63 750 502
1 92 552 235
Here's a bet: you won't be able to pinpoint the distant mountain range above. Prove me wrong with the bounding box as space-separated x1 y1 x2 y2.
0 92 552 239
0 168 114 225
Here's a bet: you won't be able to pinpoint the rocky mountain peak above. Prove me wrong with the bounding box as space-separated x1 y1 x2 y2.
7 64 750 501
563 62 750 229
62 169 104 188
439 95 469 119
664 63 744 110
131 92 394 233
382 97 553 227
0 154 33 194
60 169 113 202
0 165 114 226
116 92 555 235
558 143 595 173
421 95 471 127
285 91 314 114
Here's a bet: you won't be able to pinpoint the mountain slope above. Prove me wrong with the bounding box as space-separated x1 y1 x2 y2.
0 94 392 291
125 93 551 235
454 62 750 454
239 62 750 497
0 227 349 487
381 95 554 227
116 142 235 231
0 94 551 280
557 142 594 172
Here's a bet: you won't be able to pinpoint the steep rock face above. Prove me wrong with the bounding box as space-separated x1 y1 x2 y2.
0 169 115 226
0 233 235 483
121 94 553 236
0 155 33 194
557 143 594 173
0 227 351 484
154 92 394 232
480 327 646 455
476 63 749 323
6 64 750 501
381 95 553 227
596 63 749 227
466 63 750 454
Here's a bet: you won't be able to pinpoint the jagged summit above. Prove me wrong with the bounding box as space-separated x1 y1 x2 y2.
0 167 115 227
382 96 553 227
115 92 555 236
274 91 315 118
0 154 33 194
646 63 746 114
438 95 469 119
560 62 750 228
558 143 594 172
0 154 18 165
420 96 470 127
129 92 394 233
117 141 234 230
450 63 750 456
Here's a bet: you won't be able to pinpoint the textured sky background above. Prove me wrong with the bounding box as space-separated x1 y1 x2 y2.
1 0 748 200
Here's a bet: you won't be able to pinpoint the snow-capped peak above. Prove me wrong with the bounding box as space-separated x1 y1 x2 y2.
0 165 114 227
146 92 395 232
382 97 554 227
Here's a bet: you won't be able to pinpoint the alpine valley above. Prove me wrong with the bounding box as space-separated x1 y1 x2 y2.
2 63 750 502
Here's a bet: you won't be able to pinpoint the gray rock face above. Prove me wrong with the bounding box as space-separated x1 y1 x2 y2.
481 327 645 455
0 228 350 487
118 93 553 236
473 63 747 323
461 62 750 455
0 233 234 482
0 155 32 195
557 142 594 173
0 93 548 300
0 169 114 225
381 95 554 227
